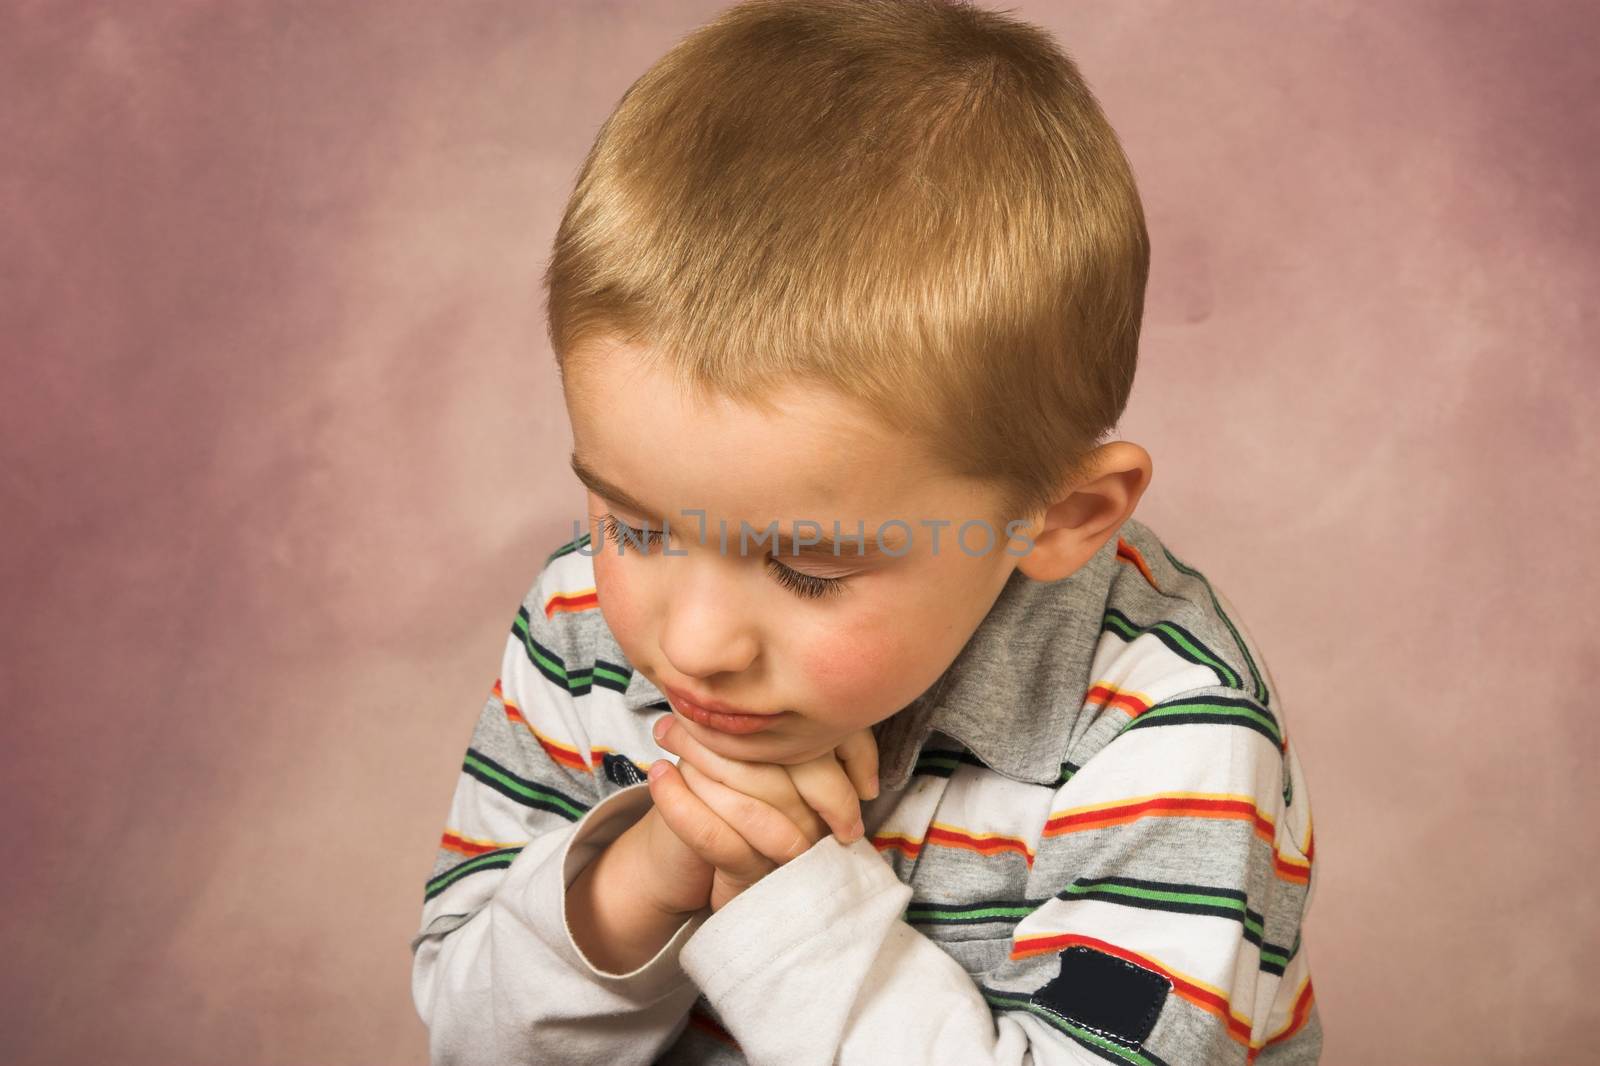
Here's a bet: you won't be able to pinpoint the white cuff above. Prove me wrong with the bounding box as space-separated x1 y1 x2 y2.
534 782 709 1000
679 833 909 1001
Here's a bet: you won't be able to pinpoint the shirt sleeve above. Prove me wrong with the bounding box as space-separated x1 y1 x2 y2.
409 566 709 1066
674 683 1321 1066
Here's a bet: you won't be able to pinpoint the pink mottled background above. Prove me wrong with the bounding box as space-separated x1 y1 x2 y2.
2 2 1596 1063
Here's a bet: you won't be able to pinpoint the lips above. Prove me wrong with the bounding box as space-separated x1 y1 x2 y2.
663 684 764 717
663 684 780 735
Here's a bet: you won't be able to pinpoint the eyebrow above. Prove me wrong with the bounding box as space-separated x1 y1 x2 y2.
569 451 901 560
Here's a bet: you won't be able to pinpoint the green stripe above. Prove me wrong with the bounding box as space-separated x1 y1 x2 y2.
1066 880 1243 914
511 613 597 695
912 749 969 777
1104 612 1140 641
463 751 587 819
1065 882 1265 940
513 614 565 676
546 531 593 563
1161 546 1266 704
507 601 627 700
906 903 1033 923
592 661 631 688
425 847 521 898
1133 701 1281 745
1103 612 1240 690
1152 623 1238 689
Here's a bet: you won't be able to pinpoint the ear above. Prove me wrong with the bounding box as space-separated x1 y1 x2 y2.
1011 442 1153 583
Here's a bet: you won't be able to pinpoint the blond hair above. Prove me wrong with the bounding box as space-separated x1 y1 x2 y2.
542 0 1148 524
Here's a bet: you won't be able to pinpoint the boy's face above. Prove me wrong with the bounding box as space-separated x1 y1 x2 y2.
563 338 1033 767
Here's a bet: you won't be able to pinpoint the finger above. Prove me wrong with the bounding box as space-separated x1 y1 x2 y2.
786 756 866 843
673 740 832 846
678 761 820 864
658 715 850 843
647 760 776 885
833 727 881 800
679 758 827 843
655 715 791 793
665 723 832 841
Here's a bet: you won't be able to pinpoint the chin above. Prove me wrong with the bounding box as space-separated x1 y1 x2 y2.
694 725 837 766
679 718 788 754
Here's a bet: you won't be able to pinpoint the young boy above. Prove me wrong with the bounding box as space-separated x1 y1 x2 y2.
409 1 1321 1064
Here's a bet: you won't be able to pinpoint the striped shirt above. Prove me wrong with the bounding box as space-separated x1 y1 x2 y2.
410 515 1322 1065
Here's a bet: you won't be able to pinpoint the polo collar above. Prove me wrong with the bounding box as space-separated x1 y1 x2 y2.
621 527 1123 792
871 530 1122 790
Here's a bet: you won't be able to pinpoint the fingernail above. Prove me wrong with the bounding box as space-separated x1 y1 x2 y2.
848 817 865 841
653 716 671 741
648 761 668 781
867 774 880 799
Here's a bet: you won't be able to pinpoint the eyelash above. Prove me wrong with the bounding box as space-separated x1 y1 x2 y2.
594 512 848 601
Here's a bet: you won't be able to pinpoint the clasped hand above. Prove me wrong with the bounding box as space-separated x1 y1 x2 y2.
642 714 880 915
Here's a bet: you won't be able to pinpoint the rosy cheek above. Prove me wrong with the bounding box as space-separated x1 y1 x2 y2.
799 625 903 721
593 549 641 650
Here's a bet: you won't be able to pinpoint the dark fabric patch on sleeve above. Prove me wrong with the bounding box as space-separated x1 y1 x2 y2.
1030 946 1171 1046
602 751 646 788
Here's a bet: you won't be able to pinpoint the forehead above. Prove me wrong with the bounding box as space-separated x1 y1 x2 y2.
563 341 980 529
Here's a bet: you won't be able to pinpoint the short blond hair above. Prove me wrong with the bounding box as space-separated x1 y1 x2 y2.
542 0 1148 524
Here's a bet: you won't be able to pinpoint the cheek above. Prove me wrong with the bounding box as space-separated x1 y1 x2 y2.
592 548 645 652
797 621 914 722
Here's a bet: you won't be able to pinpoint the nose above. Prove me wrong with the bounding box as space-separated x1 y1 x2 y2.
655 555 760 679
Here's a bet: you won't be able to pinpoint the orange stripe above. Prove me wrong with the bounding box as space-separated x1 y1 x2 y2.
1083 682 1156 719
925 822 1035 866
498 682 592 774
439 830 526 857
872 822 1034 865
1277 809 1315 883
1278 978 1316 1040
1116 537 1161 592
1013 932 1251 1046
870 832 923 860
544 587 599 619
1046 791 1309 884
1046 792 1277 846
1274 853 1311 885
1249 976 1315 1061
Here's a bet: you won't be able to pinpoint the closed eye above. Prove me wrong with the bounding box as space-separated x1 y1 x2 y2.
596 512 668 550
765 556 848 600
595 512 849 600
